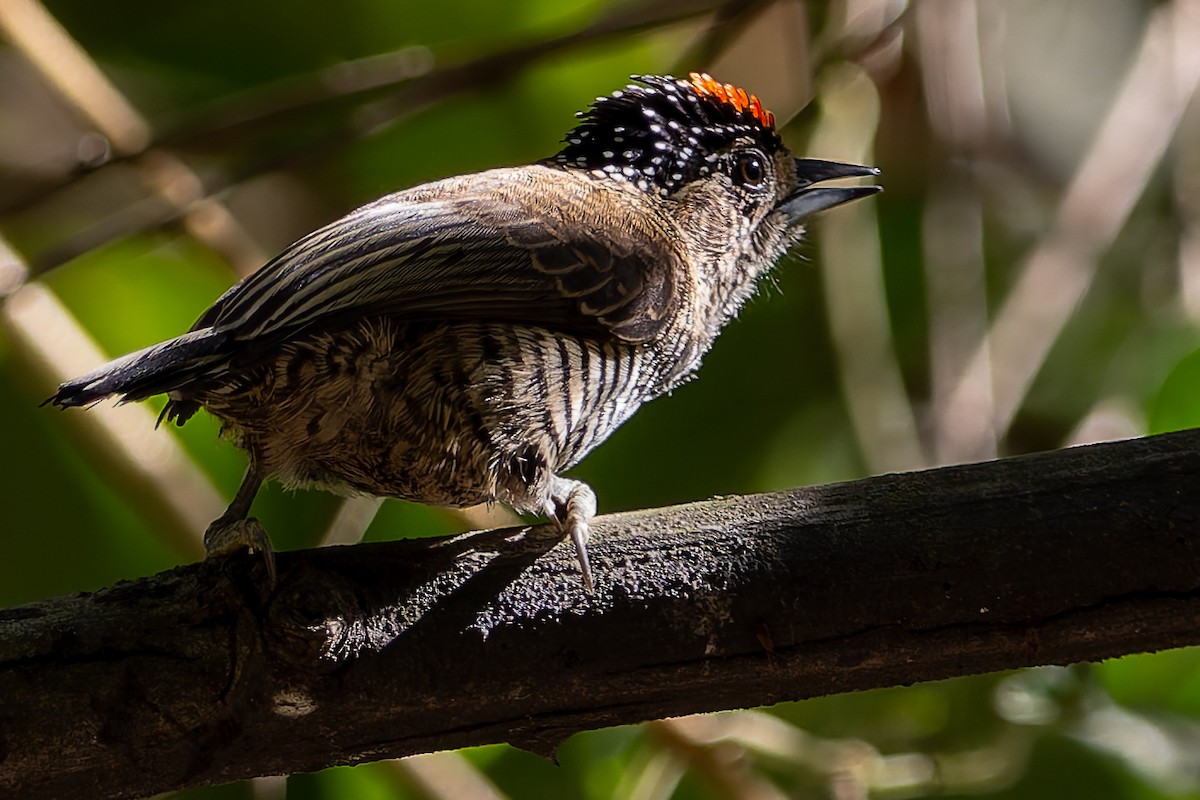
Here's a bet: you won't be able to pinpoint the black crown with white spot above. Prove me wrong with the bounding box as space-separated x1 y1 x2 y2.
551 73 783 196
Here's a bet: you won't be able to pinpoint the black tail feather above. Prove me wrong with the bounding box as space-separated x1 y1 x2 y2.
47 329 230 410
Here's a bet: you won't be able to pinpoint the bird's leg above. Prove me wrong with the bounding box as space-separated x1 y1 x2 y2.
204 468 275 583
546 476 597 593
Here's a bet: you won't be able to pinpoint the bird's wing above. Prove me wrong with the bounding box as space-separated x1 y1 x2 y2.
197 173 680 345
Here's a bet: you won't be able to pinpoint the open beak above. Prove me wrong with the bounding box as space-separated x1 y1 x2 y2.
778 159 882 222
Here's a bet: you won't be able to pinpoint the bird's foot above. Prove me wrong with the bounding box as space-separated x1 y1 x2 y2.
548 477 597 593
204 517 277 585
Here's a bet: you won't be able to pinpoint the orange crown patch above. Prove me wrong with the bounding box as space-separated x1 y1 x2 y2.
688 72 775 129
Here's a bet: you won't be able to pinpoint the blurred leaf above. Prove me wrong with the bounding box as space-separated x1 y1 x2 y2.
289 762 405 800
932 733 1165 800
1149 349 1200 434
1099 649 1200 718
0 345 177 603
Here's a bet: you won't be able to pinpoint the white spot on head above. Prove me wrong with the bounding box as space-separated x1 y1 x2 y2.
602 150 614 159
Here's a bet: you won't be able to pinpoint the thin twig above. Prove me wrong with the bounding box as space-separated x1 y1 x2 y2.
0 0 733 219
0 0 263 554
812 63 927 472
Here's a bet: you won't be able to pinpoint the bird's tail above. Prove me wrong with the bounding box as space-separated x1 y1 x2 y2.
45 328 231 411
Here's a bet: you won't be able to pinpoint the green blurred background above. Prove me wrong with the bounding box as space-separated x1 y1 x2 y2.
3 0 1200 797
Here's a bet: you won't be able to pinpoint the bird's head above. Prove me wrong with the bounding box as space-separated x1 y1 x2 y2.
551 73 881 331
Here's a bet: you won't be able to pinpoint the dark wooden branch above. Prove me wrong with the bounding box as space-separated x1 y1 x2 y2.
5 430 1200 799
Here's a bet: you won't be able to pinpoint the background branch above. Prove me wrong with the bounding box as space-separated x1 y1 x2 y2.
4 429 1200 799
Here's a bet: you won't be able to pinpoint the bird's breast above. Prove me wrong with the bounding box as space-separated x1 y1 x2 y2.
193 317 685 508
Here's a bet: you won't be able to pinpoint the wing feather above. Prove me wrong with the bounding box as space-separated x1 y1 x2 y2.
194 168 680 347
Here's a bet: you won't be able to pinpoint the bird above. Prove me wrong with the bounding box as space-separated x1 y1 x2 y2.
47 73 881 591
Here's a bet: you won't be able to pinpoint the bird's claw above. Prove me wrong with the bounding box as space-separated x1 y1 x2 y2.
568 517 594 594
549 477 597 593
204 517 277 585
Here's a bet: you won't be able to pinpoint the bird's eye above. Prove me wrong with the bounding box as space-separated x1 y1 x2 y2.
734 152 766 188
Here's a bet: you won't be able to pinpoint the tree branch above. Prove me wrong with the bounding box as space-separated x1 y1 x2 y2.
4 430 1200 799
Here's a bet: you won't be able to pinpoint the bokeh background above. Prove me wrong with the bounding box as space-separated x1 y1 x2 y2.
3 0 1200 797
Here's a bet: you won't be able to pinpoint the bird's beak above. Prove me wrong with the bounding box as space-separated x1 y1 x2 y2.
778 159 882 222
